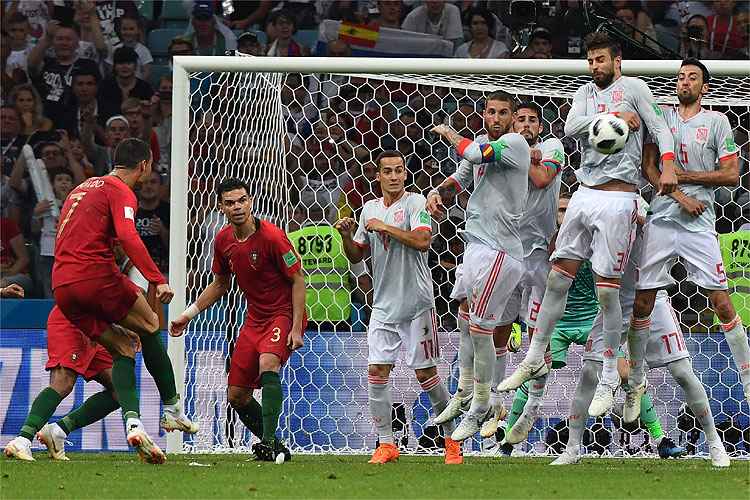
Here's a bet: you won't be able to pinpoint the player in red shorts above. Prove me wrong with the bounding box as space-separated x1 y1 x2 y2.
51 138 196 463
170 178 306 463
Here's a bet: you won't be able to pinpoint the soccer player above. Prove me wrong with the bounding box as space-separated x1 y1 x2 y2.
499 32 678 418
170 178 306 462
624 58 750 421
334 150 462 465
429 92 530 441
551 216 730 467
51 138 194 464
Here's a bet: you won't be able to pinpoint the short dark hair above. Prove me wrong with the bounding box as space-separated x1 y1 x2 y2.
584 32 622 58
49 167 74 182
485 91 517 111
113 138 151 169
57 21 81 37
216 177 251 199
516 101 542 119
465 7 495 36
374 150 405 170
681 57 710 85
72 63 100 83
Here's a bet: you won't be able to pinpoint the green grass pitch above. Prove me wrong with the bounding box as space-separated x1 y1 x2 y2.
2 453 748 499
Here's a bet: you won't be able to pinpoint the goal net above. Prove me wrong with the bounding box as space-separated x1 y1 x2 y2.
168 57 750 457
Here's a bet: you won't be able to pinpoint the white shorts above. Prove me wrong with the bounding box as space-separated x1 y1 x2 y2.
503 248 550 328
637 220 728 291
463 242 524 332
368 308 439 369
450 263 468 302
583 291 689 368
551 186 638 279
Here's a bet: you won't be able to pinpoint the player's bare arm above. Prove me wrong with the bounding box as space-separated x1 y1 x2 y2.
334 217 365 263
426 178 461 218
365 218 431 252
642 143 705 217
528 154 558 189
169 272 231 337
675 155 740 187
287 269 305 351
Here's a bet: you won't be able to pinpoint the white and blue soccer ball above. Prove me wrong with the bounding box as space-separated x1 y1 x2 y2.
588 114 629 155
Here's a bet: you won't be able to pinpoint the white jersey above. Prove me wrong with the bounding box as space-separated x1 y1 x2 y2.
448 132 530 259
565 76 674 187
648 107 738 233
354 192 434 323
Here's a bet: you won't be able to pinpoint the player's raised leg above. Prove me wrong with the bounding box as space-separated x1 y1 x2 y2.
480 326 510 438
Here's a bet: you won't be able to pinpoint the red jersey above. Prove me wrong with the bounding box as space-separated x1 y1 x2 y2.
52 175 165 289
212 219 301 324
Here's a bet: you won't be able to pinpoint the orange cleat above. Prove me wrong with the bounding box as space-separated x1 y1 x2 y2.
368 443 400 464
444 437 463 464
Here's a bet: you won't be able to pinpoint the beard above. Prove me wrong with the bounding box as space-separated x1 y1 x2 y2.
677 91 699 105
593 68 615 89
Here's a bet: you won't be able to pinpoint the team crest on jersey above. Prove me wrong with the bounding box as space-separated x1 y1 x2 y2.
611 90 623 103
394 209 405 224
695 127 709 144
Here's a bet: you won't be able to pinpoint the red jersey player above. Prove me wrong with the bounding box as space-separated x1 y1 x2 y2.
170 178 306 462
51 138 196 464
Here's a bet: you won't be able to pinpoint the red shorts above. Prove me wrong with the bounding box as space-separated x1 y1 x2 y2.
45 306 113 380
53 274 141 340
227 315 305 389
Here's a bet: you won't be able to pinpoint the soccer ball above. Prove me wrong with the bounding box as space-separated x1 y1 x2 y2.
588 114 629 154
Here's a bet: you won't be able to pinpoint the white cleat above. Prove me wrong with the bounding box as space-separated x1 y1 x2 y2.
451 409 488 442
160 410 199 434
36 424 69 461
505 405 538 445
479 404 508 438
550 450 581 465
434 394 472 425
4 437 34 461
127 426 166 464
709 442 730 468
588 382 617 417
622 380 647 424
497 360 549 392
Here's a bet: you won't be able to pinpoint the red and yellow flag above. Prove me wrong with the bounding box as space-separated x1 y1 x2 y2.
338 21 379 48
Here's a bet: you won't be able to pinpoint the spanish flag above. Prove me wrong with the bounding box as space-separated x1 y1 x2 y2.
338 21 379 48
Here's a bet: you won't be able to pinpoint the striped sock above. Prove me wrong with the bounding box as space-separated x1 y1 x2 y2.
489 346 507 408
721 315 750 397
368 374 393 444
627 316 651 387
421 374 455 435
457 310 474 399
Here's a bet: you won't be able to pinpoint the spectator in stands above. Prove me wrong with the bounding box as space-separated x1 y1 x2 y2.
412 152 441 195
121 97 159 165
106 15 153 81
1 106 25 176
454 7 509 58
326 38 351 57
268 1 319 29
167 37 195 70
0 283 24 298
72 0 109 65
223 0 273 31
237 31 265 56
680 14 723 59
83 114 130 175
266 10 310 56
97 46 153 123
4 0 50 44
5 13 32 79
519 26 553 58
153 75 172 175
27 21 100 127
135 170 170 275
185 0 238 56
58 63 103 142
89 0 140 48
706 0 748 57
613 1 661 54
8 84 53 137
0 216 32 296
68 134 95 177
323 1 364 23
402 0 464 48
372 0 404 29
337 158 380 220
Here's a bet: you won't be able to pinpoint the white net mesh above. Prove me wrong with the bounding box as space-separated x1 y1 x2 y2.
178 61 750 457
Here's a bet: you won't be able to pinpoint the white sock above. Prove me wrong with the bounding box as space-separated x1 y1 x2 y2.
527 373 548 410
469 327 494 414
421 374 456 435
125 417 143 432
597 283 623 386
52 422 68 438
565 361 600 454
627 316 651 387
667 358 722 444
368 374 393 444
722 316 750 395
489 346 508 408
16 436 31 447
457 310 474 398
526 269 574 363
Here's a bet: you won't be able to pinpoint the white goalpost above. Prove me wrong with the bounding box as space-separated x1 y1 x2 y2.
168 56 750 455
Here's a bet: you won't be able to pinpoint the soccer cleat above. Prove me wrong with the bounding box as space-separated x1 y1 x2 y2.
36 424 69 461
505 405 538 445
160 410 199 434
657 437 686 459
549 450 581 465
499 441 514 456
434 394 472 425
252 439 292 462
444 437 463 465
588 382 616 417
479 404 508 438
708 442 730 467
497 359 549 392
127 426 166 464
368 442 399 464
451 408 489 442
622 380 647 423
4 437 34 461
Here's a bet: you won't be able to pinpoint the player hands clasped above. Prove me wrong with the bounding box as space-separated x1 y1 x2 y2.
623 58 750 421
498 33 677 419
334 151 462 465
170 178 306 463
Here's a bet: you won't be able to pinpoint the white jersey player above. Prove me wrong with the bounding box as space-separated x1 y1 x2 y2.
624 58 750 422
499 33 678 419
334 150 463 465
428 91 530 442
551 221 731 467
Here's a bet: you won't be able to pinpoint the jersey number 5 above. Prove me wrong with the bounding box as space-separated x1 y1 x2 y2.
57 192 87 238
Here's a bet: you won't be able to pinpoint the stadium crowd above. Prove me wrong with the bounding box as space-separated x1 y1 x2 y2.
1 0 748 332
